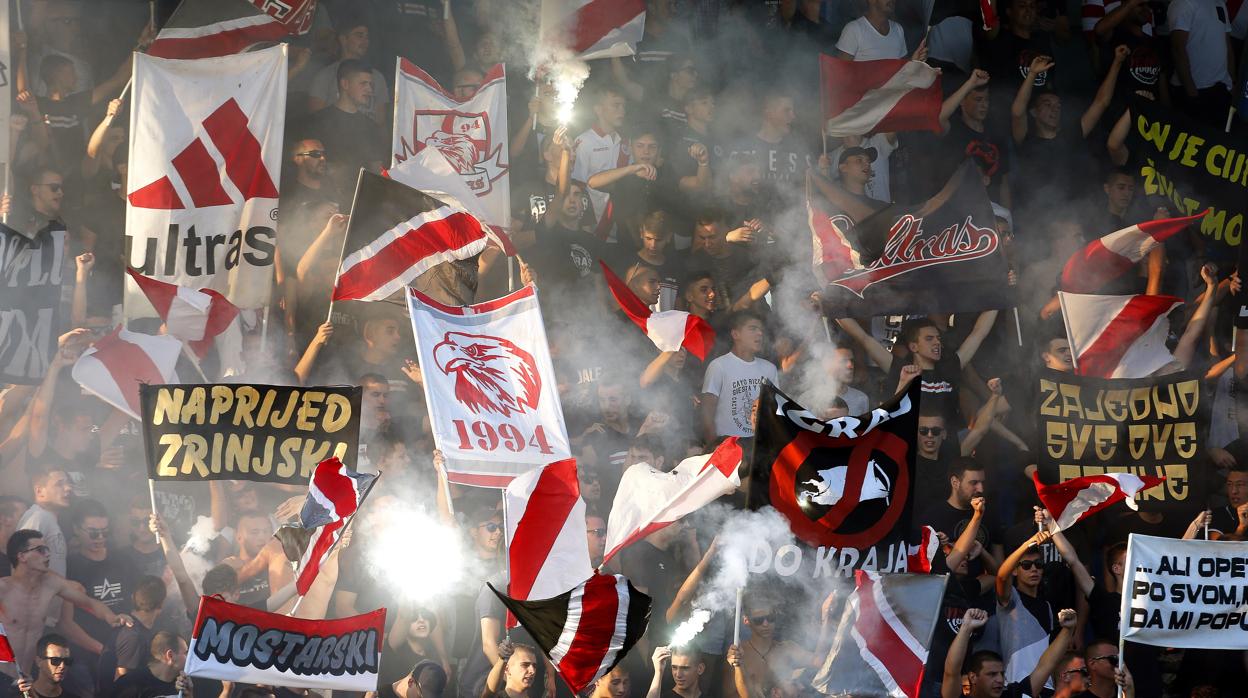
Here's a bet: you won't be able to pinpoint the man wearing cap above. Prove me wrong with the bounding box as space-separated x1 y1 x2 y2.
810 143 889 226
378 658 448 698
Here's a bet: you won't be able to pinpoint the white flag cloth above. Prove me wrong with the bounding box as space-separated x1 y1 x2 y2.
1058 291 1182 378
392 60 510 229
72 328 182 419
603 438 742 564
538 0 646 60
408 285 571 487
504 459 593 621
124 45 287 319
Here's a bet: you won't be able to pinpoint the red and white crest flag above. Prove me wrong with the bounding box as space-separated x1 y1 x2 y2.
148 0 317 59
71 327 182 419
505 459 593 624
392 60 510 229
408 285 571 487
820 56 942 137
185 595 385 691
1035 471 1166 531
539 0 646 60
1058 292 1183 379
603 438 742 565
125 45 286 320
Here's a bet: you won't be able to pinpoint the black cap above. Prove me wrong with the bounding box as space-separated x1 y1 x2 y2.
838 146 878 165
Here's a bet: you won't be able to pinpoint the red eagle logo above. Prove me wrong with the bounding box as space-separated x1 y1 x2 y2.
433 332 541 418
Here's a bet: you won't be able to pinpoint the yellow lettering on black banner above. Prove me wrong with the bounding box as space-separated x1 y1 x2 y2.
323 394 351 433
1039 379 1059 416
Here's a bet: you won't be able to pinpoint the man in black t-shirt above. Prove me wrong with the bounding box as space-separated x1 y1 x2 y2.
937 70 1011 204
111 632 187 698
301 60 388 191
66 500 136 659
980 0 1058 96
920 459 1003 573
379 659 449 698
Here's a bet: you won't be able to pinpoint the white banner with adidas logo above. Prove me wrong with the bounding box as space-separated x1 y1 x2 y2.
124 44 287 320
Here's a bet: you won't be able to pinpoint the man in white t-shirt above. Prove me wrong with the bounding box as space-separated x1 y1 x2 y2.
1169 0 1233 123
701 311 779 441
571 86 630 241
836 0 909 61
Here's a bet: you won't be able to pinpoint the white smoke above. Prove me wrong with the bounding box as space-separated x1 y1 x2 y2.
669 608 712 647
693 506 797 612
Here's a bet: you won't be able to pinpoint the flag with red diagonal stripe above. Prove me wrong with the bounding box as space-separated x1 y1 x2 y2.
1058 292 1183 378
539 0 646 60
332 170 492 302
71 327 183 419
490 573 650 694
813 571 947 698
820 56 942 137
274 457 377 596
125 45 286 320
600 262 715 361
1059 211 1206 293
126 269 242 370
148 0 316 59
603 438 742 565
810 195 865 285
504 459 593 628
1035 471 1166 531
0 621 17 664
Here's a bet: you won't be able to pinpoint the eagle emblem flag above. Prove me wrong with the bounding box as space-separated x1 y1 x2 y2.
408 285 571 488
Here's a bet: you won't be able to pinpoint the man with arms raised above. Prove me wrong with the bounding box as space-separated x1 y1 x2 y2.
0 530 132 671
943 607 1078 698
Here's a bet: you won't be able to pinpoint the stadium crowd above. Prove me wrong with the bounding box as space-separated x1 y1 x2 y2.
2 0 1248 697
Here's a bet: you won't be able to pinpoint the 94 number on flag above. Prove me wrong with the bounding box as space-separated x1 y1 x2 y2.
452 419 554 455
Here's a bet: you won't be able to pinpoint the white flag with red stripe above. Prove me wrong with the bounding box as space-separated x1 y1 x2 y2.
1059 292 1182 378
392 60 510 230
125 45 286 319
71 327 182 419
600 262 715 361
0 622 16 664
491 573 650 694
125 268 242 371
820 56 942 137
603 438 742 565
813 571 947 698
147 0 317 59
504 459 593 626
274 457 377 596
1060 211 1206 293
539 0 646 60
905 526 938 574
1034 471 1166 532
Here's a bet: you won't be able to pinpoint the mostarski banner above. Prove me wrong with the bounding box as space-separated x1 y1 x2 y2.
185 595 384 691
125 44 286 320
819 162 1014 317
408 285 571 487
392 60 510 230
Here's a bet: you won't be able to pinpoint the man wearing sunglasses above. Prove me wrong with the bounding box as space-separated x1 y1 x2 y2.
283 138 340 210
994 530 1059 685
15 633 75 698
1075 640 1124 698
0 530 133 671
1053 653 1089 698
66 500 135 661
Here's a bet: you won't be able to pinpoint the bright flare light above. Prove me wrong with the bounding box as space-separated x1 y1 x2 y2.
554 78 579 124
669 608 712 647
365 503 468 604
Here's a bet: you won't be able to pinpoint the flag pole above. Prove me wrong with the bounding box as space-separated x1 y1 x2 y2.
288 472 382 617
326 170 366 324
501 490 513 640
733 587 743 646
1013 307 1023 347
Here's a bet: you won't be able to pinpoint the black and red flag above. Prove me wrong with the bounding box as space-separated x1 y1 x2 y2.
489 573 650 694
819 162 1015 317
748 379 922 570
148 0 317 59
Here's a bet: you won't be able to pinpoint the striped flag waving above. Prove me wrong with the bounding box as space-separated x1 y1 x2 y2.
1058 292 1183 378
275 457 377 595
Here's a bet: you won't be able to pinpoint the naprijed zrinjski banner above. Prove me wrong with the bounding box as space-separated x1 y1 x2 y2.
125 44 286 319
185 595 385 691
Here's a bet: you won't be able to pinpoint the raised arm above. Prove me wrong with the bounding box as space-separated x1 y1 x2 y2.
1107 108 1132 165
940 70 990 134
1095 0 1145 39
961 379 1002 456
1011 56 1054 144
836 317 894 369
1040 508 1095 596
810 166 881 222
646 646 670 698
443 0 467 73
956 310 1000 368
996 530 1051 605
294 322 335 385
942 609 988 698
1030 609 1077 696
83 99 124 178
1174 263 1218 369
609 56 646 103
296 212 349 284
945 496 986 571
1082 46 1128 136
678 143 713 193
151 514 201 619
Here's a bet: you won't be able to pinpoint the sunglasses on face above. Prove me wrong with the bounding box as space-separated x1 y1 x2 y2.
478 522 501 533
296 150 326 159
84 527 109 540
918 427 944 436
749 614 773 625
1017 560 1041 570
1091 654 1119 668
43 656 73 667
22 545 50 556
1062 668 1089 679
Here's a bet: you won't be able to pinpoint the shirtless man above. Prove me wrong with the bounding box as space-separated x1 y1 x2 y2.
222 511 293 611
725 596 812 697
0 530 132 673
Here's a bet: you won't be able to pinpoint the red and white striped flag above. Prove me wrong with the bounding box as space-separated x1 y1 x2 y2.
1034 471 1166 531
0 621 16 664
504 459 593 627
126 269 241 366
1060 211 1206 293
332 171 492 302
147 0 317 59
906 526 938 574
71 328 182 419
274 457 377 596
600 262 715 361
491 573 650 694
810 196 864 284
1058 292 1182 378
603 438 741 565
539 0 646 60
820 56 942 137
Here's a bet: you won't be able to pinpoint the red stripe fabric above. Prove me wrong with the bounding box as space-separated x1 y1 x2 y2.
332 210 487 301
126 268 176 318
172 138 233 207
1061 212 1204 292
854 571 924 697
187 288 239 359
295 519 341 595
202 98 279 201
558 574 620 690
509 459 582 602
680 314 715 362
980 0 999 29
0 627 16 663
147 21 289 59
1076 295 1178 377
704 437 742 478
819 56 941 134
601 262 653 331
569 0 645 54
311 458 360 520
91 329 170 415
1033 472 1166 526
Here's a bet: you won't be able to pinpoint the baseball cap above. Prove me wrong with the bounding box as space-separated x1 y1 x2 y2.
838 146 877 165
